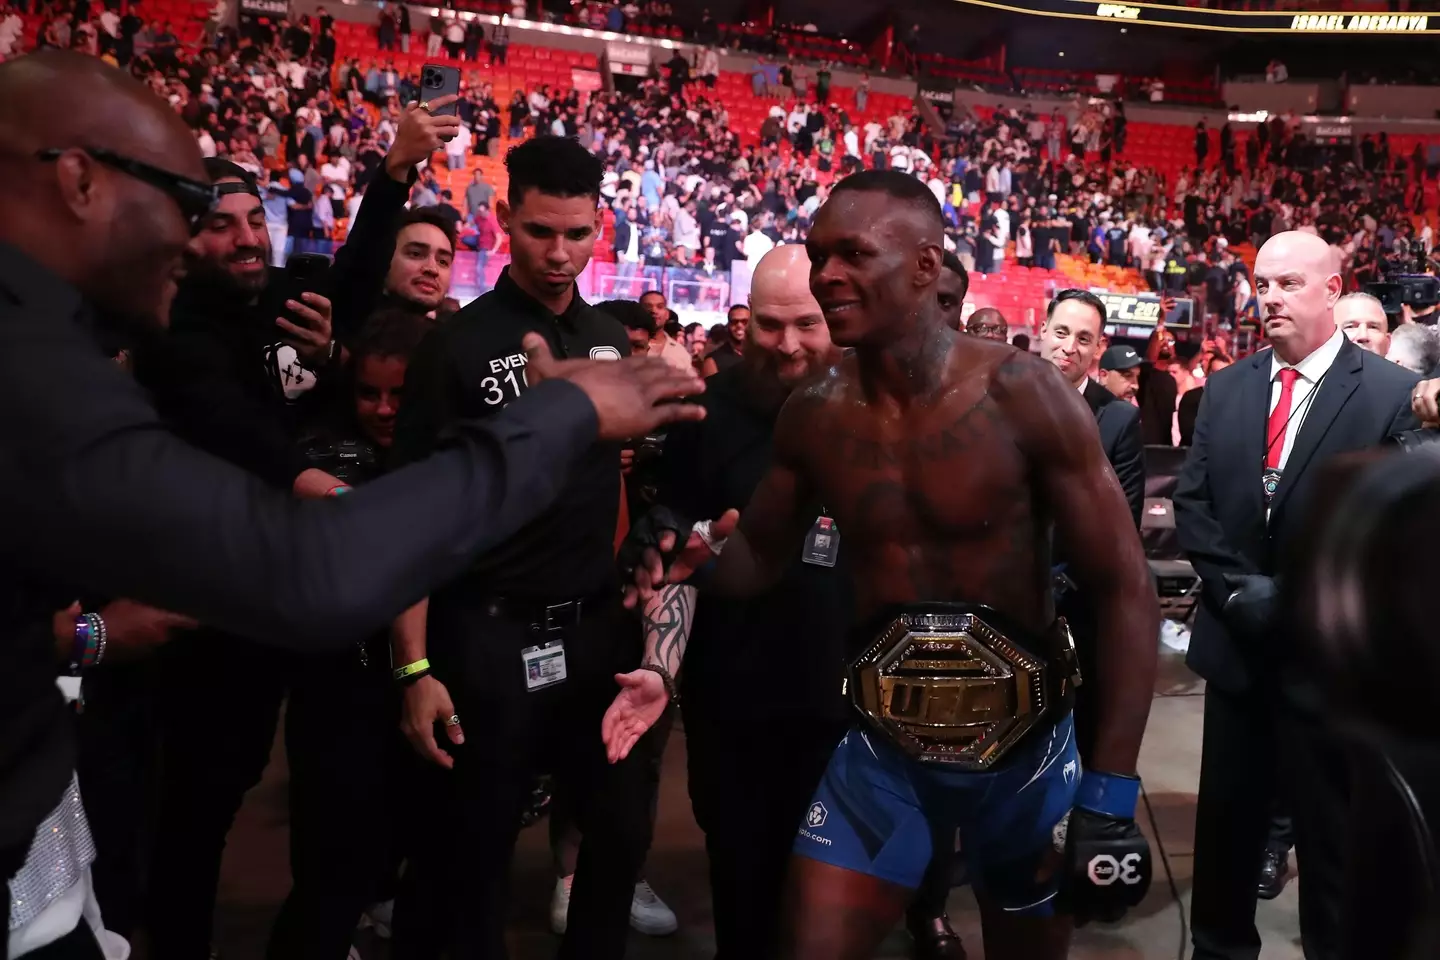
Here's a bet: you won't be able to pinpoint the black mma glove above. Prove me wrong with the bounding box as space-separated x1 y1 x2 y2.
616 505 693 581
1221 573 1279 640
1059 770 1151 926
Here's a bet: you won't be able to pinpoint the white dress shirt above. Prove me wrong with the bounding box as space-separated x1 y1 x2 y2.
1267 326 1344 473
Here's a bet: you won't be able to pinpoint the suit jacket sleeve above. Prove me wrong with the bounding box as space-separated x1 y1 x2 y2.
328 165 414 339
1108 404 1146 529
2 316 598 648
1173 380 1256 612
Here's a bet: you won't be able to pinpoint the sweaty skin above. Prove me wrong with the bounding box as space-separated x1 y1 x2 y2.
697 186 1159 960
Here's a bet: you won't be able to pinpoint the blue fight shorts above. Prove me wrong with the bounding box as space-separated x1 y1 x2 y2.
795 713 1079 916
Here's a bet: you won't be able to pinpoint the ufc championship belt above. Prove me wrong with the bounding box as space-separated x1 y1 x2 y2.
847 602 1081 770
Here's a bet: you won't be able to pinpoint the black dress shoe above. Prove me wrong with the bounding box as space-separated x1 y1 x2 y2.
1257 848 1290 900
908 914 967 960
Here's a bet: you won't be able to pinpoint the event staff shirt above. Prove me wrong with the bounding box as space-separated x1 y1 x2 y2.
392 268 628 596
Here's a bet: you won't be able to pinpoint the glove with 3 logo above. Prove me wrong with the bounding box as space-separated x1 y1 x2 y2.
1058 770 1152 925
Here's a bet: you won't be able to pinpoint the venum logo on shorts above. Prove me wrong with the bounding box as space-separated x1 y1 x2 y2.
589 345 622 362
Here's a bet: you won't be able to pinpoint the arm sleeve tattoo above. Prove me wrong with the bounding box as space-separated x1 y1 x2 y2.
641 584 697 679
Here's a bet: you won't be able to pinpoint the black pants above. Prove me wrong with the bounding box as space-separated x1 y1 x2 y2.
908 824 959 924
145 632 401 960
2 840 27 960
393 597 660 960
685 705 848 959
1191 683 1348 960
75 661 162 940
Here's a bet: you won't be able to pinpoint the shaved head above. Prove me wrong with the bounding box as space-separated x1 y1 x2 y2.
751 243 813 309
0 51 209 332
748 244 837 390
1254 230 1342 364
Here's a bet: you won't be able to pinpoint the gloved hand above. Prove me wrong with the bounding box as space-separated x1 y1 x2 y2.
1221 573 1279 639
1059 771 1151 925
616 505 693 580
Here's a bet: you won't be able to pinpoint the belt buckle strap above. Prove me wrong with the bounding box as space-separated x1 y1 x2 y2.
543 599 582 633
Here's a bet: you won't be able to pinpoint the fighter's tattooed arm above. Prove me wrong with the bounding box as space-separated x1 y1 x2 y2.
641 584 696 678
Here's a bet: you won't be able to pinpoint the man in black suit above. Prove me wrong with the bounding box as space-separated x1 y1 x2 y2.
1038 292 1146 524
1036 290 1146 759
1175 231 1420 960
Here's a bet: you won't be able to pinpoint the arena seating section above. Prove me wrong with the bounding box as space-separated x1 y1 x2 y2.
327 23 913 274
272 23 1440 318
17 7 1437 322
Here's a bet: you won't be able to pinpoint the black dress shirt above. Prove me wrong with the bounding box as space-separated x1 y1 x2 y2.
391 269 629 597
659 364 853 723
1083 379 1146 527
0 244 598 853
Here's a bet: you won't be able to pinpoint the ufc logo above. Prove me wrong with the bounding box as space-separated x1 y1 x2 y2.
1086 852 1143 886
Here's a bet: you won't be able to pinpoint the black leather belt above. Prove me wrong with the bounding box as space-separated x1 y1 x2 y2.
480 591 615 635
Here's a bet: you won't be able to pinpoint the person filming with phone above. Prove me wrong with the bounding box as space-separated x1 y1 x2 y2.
127 156 357 960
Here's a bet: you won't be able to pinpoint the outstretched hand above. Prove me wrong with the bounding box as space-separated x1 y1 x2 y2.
522 334 707 441
622 508 740 609
601 669 668 763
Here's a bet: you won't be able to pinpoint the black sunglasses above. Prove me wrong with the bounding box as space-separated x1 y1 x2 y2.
36 146 219 233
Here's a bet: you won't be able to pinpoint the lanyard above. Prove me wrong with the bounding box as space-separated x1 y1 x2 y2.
1261 365 1329 467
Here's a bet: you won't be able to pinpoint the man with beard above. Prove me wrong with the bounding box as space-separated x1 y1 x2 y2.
699 304 750 377
964 307 1009 343
1138 322 1181 446
127 156 376 960
603 244 850 958
1097 344 1142 402
133 158 341 490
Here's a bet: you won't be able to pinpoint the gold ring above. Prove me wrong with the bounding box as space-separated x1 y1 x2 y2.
418 100 431 112
444 714 461 727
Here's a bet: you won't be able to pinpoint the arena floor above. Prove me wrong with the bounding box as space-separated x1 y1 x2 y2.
208 651 1304 960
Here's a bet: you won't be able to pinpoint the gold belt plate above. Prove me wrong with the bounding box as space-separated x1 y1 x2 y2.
848 610 1052 770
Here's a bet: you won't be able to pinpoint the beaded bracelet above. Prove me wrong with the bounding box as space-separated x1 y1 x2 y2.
85 612 108 669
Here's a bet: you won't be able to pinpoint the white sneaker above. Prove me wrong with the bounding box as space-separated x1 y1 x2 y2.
357 899 394 939
549 874 574 936
629 879 677 936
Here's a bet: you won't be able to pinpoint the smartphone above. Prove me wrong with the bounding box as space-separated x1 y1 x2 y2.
420 63 461 117
276 253 331 325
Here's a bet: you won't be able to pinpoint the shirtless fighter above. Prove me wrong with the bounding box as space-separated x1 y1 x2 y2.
610 171 1161 959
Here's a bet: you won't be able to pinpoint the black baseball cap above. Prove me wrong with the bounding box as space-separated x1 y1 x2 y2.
1100 345 1143 372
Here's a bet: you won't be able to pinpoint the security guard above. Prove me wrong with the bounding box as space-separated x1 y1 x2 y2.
389 135 659 960
602 245 852 958
0 53 703 960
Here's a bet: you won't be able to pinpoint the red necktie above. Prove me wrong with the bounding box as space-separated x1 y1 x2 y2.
1266 367 1300 469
